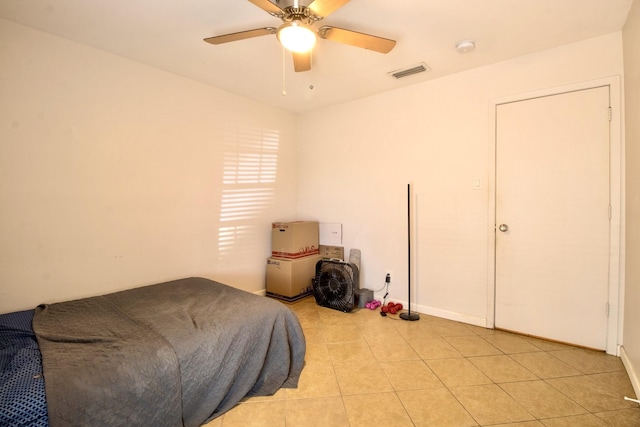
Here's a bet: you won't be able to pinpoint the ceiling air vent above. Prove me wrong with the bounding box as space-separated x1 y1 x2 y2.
388 63 430 79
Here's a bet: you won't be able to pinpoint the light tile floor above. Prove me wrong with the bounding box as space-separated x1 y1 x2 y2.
204 297 640 426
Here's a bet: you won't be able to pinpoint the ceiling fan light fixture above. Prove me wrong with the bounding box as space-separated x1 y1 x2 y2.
277 22 316 53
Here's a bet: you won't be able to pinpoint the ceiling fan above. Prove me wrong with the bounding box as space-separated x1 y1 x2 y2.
203 0 396 72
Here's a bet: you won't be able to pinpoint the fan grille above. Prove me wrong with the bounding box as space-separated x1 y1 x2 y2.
313 260 359 312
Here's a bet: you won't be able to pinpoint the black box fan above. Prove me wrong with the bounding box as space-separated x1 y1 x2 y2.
312 259 359 312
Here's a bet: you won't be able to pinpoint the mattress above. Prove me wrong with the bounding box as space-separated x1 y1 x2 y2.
0 277 306 426
0 309 48 426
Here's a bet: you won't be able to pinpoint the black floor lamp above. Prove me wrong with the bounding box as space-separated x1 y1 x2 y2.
400 183 420 321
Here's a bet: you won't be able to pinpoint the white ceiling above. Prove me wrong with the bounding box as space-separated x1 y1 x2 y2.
0 0 633 113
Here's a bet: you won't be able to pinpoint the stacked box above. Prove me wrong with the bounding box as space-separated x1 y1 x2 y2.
265 255 322 302
267 221 320 302
319 245 344 260
271 221 319 258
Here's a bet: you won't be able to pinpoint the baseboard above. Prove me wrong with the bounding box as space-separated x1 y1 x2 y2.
368 293 487 328
620 346 640 400
411 302 487 328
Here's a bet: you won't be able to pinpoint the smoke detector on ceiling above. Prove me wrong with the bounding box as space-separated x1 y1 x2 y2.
388 62 430 79
456 40 476 53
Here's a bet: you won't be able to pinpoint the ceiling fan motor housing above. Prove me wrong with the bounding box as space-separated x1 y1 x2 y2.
278 6 323 24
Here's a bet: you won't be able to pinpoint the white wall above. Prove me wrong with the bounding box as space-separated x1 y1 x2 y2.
297 33 625 326
0 17 632 343
623 0 640 396
0 19 298 313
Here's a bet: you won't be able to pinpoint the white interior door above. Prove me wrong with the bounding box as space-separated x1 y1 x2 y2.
495 86 610 350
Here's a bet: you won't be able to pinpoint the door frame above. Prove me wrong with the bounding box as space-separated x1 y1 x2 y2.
486 76 623 355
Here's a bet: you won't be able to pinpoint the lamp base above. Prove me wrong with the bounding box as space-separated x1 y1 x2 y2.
400 312 420 321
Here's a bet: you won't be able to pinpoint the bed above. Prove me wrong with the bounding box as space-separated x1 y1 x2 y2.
0 277 306 426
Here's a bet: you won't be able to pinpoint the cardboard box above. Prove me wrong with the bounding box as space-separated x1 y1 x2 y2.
266 255 322 301
271 221 319 259
319 245 344 260
319 223 342 246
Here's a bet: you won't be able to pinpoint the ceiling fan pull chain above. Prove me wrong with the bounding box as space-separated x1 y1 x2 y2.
281 45 287 96
309 52 314 91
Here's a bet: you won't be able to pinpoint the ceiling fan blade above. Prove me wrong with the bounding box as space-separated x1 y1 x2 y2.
318 26 396 53
204 27 276 45
248 0 285 17
307 0 350 18
292 51 311 72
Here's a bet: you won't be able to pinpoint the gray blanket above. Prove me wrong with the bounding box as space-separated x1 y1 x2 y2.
33 277 306 427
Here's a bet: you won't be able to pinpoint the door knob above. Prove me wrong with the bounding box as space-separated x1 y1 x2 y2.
498 224 509 232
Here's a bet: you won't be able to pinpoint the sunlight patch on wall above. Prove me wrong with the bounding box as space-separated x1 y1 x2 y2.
219 188 277 222
217 126 279 260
